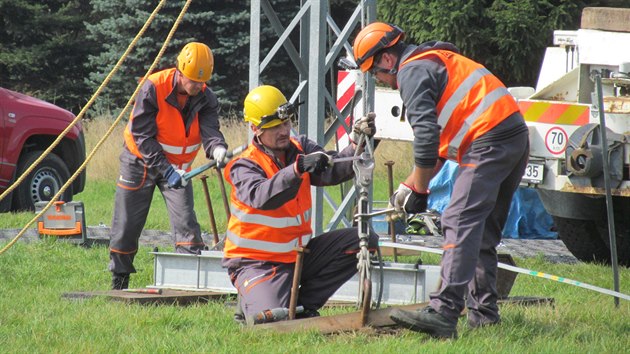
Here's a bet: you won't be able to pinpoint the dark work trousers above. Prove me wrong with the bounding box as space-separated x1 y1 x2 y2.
108 151 205 275
430 131 529 326
226 227 379 323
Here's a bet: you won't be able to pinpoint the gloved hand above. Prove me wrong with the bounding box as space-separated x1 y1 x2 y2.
386 183 429 221
164 166 188 189
350 112 376 143
213 146 228 167
296 152 331 174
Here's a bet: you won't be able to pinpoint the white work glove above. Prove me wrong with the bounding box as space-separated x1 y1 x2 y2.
212 146 228 167
386 183 412 222
350 112 376 144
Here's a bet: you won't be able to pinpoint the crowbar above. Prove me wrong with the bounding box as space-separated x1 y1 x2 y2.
183 144 248 182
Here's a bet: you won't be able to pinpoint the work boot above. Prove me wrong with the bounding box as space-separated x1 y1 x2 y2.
390 306 458 339
468 308 501 328
295 309 320 319
111 273 130 290
233 296 245 325
468 315 501 329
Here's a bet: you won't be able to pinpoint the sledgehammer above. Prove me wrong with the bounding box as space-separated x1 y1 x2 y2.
183 144 248 182
122 288 163 295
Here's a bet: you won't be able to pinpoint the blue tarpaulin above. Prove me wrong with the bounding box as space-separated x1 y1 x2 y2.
427 161 557 239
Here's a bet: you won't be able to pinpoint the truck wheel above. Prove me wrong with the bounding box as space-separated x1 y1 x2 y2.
12 151 73 211
596 218 630 267
552 216 611 264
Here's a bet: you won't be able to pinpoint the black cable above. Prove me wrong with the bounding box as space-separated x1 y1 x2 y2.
375 242 384 309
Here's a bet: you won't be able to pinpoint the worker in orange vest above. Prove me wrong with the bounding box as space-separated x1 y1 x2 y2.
222 85 379 325
109 42 228 290
353 23 529 338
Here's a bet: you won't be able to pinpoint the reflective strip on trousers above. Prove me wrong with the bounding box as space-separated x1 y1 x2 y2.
230 205 312 228
226 230 312 253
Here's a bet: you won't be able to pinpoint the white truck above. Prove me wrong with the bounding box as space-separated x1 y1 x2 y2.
356 7 630 266
515 7 630 266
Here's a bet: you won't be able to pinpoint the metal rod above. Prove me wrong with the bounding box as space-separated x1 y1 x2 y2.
594 72 620 307
215 166 231 220
385 160 398 262
200 175 219 246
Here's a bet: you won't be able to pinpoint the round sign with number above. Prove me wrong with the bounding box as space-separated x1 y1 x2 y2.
544 126 568 155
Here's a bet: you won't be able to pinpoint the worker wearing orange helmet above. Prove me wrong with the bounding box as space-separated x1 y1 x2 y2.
109 42 228 290
353 23 529 338
222 85 379 325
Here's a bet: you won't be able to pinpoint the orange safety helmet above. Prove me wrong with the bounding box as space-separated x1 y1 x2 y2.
353 22 404 72
177 42 214 82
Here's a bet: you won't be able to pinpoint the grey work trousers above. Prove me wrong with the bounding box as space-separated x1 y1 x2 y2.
430 131 529 325
108 151 205 274
225 227 379 323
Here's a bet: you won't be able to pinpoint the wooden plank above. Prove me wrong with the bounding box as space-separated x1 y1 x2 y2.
62 289 227 305
251 297 554 334
250 302 428 334
581 7 630 32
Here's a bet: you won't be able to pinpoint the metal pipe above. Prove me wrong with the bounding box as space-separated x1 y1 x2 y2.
200 175 219 246
215 166 231 220
594 72 620 307
385 160 398 262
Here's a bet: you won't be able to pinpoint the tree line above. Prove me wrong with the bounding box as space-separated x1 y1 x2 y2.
1 0 627 118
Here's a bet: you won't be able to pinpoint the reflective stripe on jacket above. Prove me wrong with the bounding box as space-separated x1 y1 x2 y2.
401 50 519 162
223 139 312 263
124 68 202 171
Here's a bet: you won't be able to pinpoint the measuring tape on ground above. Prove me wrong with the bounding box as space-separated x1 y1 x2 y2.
379 241 630 301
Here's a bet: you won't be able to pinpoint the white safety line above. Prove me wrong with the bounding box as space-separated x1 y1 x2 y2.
379 241 630 302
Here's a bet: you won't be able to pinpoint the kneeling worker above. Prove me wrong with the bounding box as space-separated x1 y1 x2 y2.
222 85 380 324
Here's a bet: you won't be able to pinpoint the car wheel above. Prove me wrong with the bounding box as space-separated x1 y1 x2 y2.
12 151 73 211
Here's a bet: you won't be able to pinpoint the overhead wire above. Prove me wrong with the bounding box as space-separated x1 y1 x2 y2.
0 0 194 255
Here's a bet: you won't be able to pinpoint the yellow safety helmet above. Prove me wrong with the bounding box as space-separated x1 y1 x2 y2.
177 42 214 82
353 22 404 72
243 85 296 129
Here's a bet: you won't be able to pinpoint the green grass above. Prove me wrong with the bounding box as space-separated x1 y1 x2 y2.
0 241 628 353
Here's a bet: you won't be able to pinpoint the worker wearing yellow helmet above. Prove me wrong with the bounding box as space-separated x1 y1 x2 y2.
221 85 379 325
353 22 529 339
109 42 228 290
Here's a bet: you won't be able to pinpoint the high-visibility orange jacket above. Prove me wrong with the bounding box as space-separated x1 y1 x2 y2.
401 49 520 162
124 68 202 171
223 139 313 263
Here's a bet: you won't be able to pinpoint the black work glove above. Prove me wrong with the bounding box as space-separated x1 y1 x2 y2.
404 189 429 213
388 183 429 216
296 152 331 174
163 166 187 189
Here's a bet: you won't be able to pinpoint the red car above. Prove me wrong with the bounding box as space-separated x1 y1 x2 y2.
0 87 86 211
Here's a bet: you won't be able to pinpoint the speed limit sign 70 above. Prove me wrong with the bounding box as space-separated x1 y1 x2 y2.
545 126 568 155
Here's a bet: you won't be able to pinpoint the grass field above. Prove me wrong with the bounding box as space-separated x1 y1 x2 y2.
0 241 628 353
1 118 629 352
